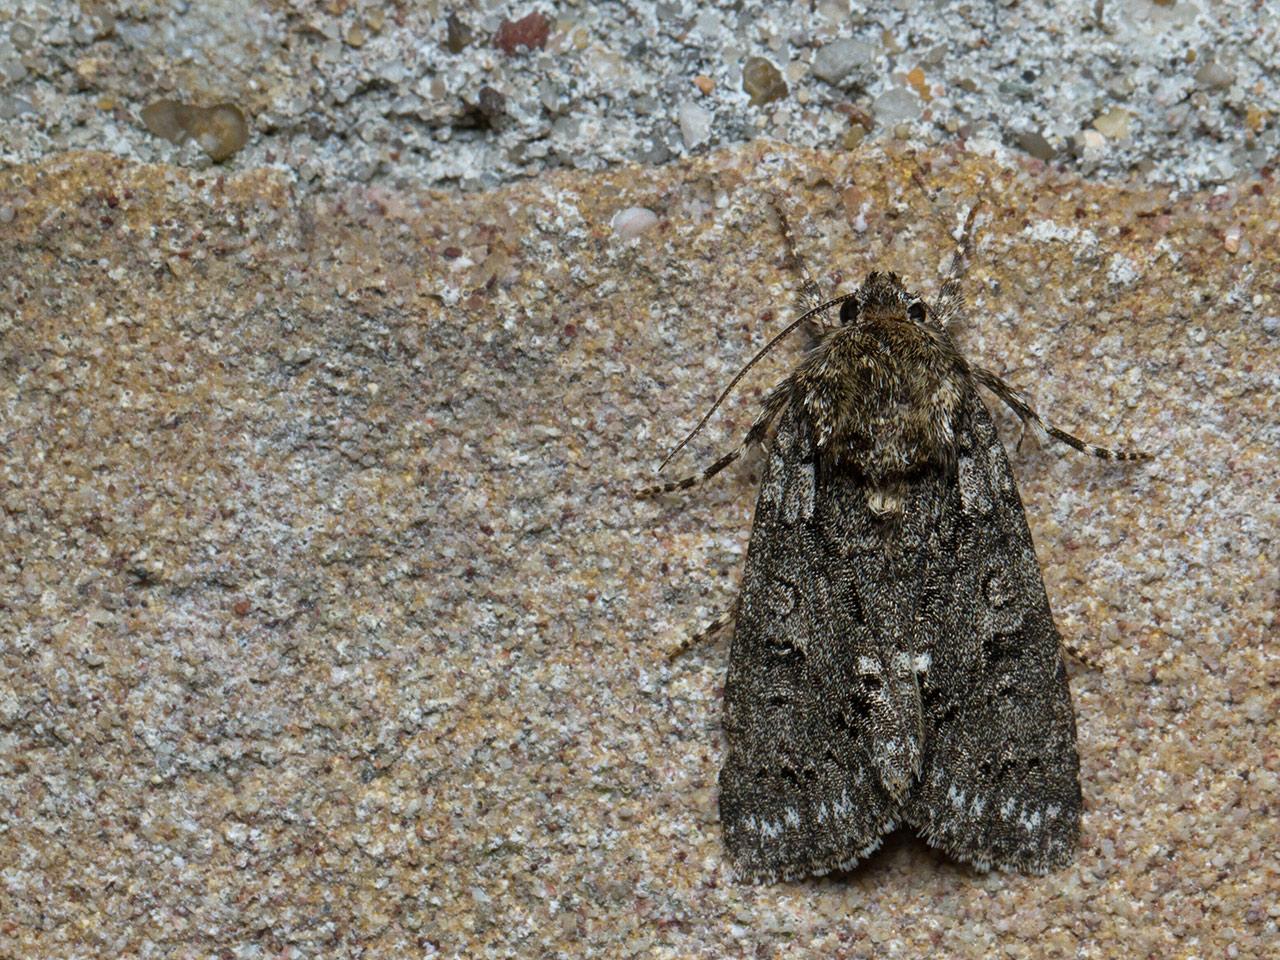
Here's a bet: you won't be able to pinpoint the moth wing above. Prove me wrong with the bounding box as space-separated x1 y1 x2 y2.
720 408 911 883
903 390 1082 873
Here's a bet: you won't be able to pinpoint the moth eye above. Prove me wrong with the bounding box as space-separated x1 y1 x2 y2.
907 302 928 323
838 298 860 325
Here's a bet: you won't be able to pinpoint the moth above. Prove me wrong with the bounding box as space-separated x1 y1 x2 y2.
645 202 1148 882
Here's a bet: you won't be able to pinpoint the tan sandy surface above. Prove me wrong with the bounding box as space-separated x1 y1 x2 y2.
0 145 1275 957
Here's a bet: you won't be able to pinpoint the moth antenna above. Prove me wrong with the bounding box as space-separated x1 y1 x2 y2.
908 158 940 205
659 291 858 471
930 179 987 328
906 153 986 280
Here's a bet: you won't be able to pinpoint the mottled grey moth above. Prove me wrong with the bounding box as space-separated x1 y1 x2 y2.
644 202 1148 883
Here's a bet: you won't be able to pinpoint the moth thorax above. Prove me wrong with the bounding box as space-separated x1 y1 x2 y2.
798 318 967 493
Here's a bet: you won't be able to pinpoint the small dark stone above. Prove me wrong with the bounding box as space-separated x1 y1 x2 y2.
458 86 507 130
634 137 671 165
140 99 249 162
742 57 788 107
477 86 506 123
141 99 187 143
1015 130 1057 161
445 13 474 54
192 104 249 162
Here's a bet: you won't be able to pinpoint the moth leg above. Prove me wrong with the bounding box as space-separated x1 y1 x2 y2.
636 444 746 498
768 196 828 319
973 366 1152 462
638 405 779 498
664 606 735 660
1061 638 1103 671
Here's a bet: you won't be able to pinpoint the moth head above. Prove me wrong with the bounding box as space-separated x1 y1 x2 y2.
840 271 933 328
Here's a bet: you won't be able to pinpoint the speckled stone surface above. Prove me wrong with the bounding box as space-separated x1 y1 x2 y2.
2 2 1276 190
1 145 1276 957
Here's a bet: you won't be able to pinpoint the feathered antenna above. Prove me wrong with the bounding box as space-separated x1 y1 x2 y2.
659 291 858 470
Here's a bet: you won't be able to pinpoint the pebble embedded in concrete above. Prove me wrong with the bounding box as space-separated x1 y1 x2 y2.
678 100 712 149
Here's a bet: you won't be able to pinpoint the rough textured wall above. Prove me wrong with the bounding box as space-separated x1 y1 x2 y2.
1 143 1275 957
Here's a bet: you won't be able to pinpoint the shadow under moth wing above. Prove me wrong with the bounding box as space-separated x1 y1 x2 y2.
721 368 1080 883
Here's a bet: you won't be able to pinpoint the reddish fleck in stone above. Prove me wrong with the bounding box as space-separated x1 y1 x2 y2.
233 599 251 616
494 11 549 55
562 323 577 337
442 246 462 259
835 102 874 130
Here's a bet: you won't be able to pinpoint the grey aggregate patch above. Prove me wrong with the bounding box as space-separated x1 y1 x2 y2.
0 1 1273 190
